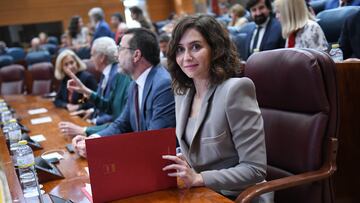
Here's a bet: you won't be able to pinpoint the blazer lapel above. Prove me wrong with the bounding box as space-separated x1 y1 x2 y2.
178 88 195 142
189 85 217 148
245 25 256 58
260 17 272 50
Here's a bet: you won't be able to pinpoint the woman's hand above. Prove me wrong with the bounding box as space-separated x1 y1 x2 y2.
162 153 204 188
66 71 92 97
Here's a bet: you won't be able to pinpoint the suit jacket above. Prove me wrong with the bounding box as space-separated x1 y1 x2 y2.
237 17 285 60
92 63 128 125
97 64 176 136
54 71 97 110
92 20 114 42
340 10 360 59
176 78 266 196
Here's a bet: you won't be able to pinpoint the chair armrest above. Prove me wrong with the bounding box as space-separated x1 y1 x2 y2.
236 137 338 203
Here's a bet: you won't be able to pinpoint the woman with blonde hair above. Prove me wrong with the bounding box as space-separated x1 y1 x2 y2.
229 4 248 27
275 0 328 52
54 49 97 112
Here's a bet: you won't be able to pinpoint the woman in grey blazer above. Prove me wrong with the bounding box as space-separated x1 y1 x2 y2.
162 15 267 200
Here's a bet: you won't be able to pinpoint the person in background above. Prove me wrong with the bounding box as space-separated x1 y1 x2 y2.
325 0 360 10
39 32 48 45
88 7 114 42
158 33 171 64
28 37 46 52
68 15 90 50
129 6 156 32
54 49 97 112
58 37 131 137
275 0 328 52
339 10 360 61
162 15 270 202
228 4 248 27
70 28 176 158
110 12 127 44
230 0 284 60
0 41 8 55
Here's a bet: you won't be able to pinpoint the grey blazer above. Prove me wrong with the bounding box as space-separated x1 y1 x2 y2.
176 77 267 196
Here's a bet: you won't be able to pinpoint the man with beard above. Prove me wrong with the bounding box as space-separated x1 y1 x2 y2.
234 0 285 60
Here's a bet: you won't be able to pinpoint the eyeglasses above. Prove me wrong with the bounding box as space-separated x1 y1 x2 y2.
117 45 135 52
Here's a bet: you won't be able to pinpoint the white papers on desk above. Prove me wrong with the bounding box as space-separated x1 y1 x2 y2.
30 134 46 142
41 152 64 160
28 108 48 115
30 116 52 125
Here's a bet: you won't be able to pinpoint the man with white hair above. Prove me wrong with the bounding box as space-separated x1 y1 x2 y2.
88 7 114 42
59 37 131 136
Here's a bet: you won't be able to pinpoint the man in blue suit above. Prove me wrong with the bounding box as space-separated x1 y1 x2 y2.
88 7 114 42
71 28 176 158
340 10 360 60
231 0 284 60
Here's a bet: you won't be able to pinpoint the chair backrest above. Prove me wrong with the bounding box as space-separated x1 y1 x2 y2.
40 44 58 56
25 51 51 66
0 64 25 95
309 0 327 14
231 33 248 61
245 48 338 203
27 62 54 95
0 55 14 68
83 59 101 83
47 36 59 45
7 47 26 63
317 6 360 43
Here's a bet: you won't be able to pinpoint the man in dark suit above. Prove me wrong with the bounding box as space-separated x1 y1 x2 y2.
339 10 360 60
88 7 114 42
231 0 284 60
71 28 176 158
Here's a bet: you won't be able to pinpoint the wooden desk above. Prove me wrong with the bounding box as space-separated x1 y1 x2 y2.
334 62 360 203
1 95 232 203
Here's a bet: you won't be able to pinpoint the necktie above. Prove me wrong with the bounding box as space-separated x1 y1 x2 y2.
97 74 105 96
134 84 140 131
252 26 262 53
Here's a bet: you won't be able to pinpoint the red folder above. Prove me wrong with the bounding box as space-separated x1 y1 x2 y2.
85 128 177 203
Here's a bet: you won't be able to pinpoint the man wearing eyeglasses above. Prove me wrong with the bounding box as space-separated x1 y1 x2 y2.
68 28 176 158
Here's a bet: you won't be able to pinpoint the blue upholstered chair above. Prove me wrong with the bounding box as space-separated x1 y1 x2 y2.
0 55 14 68
317 6 360 43
7 47 26 63
25 51 51 66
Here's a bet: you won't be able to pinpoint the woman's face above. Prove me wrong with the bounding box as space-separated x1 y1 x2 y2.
62 55 78 76
78 17 84 27
175 28 211 81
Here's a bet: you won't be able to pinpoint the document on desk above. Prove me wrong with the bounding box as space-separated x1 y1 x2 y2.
30 116 52 125
28 108 48 115
30 134 46 142
86 128 177 203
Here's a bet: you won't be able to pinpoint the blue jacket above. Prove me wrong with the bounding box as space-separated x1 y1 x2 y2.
54 71 97 110
92 20 114 42
232 17 285 60
340 10 360 59
97 64 176 137
325 0 360 10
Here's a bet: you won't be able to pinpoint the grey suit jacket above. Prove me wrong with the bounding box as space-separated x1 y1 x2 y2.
176 77 266 196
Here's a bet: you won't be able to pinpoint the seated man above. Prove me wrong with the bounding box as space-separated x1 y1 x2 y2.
69 28 176 157
340 10 360 61
58 37 131 136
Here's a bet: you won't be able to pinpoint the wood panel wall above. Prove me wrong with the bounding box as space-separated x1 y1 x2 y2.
0 0 124 30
